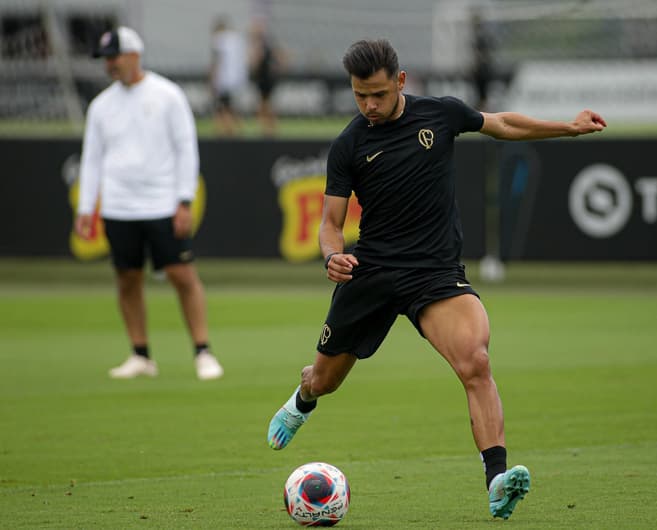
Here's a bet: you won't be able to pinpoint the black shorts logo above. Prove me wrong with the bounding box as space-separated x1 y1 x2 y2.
319 324 331 346
179 249 194 262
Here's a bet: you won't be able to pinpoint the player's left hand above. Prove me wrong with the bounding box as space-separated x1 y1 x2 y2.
173 204 193 238
573 109 607 135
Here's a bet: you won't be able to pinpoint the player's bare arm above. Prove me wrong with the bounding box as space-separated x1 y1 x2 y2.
480 109 606 141
319 194 359 283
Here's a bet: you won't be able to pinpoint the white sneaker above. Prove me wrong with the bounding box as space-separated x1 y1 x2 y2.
109 355 158 379
195 351 224 380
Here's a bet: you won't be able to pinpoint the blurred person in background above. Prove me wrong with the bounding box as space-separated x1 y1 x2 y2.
75 26 224 381
267 38 606 520
210 16 248 136
470 9 495 111
249 16 285 136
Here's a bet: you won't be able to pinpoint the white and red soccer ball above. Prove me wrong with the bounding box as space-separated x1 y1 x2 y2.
284 462 351 527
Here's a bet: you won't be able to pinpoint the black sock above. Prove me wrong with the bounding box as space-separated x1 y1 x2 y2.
194 343 209 356
295 390 317 414
481 446 507 489
133 345 149 359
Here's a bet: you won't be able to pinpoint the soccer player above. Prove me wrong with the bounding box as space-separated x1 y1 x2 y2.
267 39 606 519
76 27 224 381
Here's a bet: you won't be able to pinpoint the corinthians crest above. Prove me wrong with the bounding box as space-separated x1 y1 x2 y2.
319 324 332 346
418 129 434 150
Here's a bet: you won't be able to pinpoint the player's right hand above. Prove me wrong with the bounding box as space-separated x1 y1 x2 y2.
326 253 359 283
75 214 93 240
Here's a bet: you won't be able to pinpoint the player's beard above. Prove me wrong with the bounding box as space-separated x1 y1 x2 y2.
106 65 118 78
369 93 402 126
383 93 401 122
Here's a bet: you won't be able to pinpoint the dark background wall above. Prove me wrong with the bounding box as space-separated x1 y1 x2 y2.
1 138 654 260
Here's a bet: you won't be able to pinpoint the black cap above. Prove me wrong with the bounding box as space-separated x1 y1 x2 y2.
92 27 144 58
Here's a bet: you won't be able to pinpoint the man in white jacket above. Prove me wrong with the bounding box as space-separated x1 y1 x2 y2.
76 26 223 380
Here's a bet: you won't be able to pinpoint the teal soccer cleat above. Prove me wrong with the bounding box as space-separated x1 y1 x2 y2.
488 465 531 519
267 386 311 450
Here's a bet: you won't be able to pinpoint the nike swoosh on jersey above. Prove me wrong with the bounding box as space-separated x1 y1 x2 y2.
366 151 384 162
456 282 471 287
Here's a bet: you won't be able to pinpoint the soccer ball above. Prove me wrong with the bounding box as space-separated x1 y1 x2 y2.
284 462 351 527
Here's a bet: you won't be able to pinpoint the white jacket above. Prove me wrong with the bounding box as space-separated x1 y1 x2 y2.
78 71 199 220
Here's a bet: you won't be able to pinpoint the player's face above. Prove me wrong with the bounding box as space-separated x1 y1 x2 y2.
104 53 140 85
351 69 406 126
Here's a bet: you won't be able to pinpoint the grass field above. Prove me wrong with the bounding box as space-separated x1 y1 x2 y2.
2 117 657 140
0 117 352 140
1 259 656 529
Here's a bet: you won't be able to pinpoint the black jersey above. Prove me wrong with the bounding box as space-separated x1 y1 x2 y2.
326 94 484 268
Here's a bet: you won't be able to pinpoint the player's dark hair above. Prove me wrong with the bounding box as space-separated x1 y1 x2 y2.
342 39 399 79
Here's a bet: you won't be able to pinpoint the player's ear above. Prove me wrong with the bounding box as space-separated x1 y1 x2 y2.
397 70 406 91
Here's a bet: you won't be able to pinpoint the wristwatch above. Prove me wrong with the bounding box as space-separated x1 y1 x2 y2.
324 252 338 269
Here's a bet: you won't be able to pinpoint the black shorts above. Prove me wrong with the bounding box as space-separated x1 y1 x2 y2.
103 217 194 270
214 92 234 111
316 263 479 359
255 79 275 100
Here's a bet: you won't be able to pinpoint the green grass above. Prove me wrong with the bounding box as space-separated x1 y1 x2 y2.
1 257 657 290
1 117 656 140
0 117 353 140
1 260 656 528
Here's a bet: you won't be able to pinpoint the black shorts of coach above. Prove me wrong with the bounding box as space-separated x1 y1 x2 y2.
317 262 479 359
103 217 195 270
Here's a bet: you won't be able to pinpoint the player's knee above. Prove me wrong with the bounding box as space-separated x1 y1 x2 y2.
301 365 313 380
168 272 200 295
117 270 142 293
456 347 491 385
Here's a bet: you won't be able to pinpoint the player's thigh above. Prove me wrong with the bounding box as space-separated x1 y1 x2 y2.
319 266 398 359
418 294 490 367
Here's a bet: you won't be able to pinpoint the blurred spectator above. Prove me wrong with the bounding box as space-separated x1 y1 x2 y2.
249 17 285 136
210 16 248 136
470 10 495 111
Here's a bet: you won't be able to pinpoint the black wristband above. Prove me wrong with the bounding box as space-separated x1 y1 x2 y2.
179 200 191 207
324 252 338 269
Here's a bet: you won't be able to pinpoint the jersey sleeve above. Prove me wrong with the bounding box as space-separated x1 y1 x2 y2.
168 85 199 202
441 96 484 136
78 100 104 215
325 134 354 198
